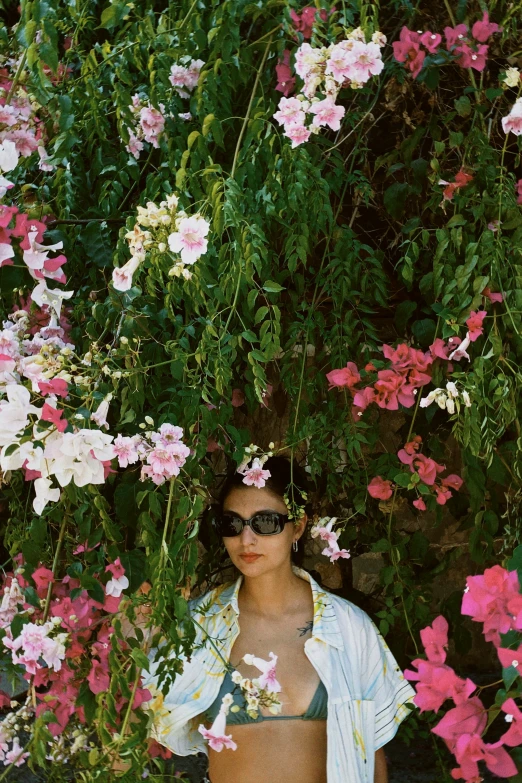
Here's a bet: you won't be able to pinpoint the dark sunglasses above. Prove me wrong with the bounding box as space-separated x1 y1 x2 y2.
210 508 290 537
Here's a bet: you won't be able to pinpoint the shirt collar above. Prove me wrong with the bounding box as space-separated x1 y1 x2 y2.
202 566 344 651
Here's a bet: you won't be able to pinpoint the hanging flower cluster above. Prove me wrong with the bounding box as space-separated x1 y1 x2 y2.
392 12 501 78
112 193 210 291
0 556 151 769
310 517 351 562
198 652 282 752
236 444 273 488
113 421 190 485
368 435 464 510
405 563 522 781
0 67 53 171
273 27 385 147
326 308 491 417
420 380 472 413
169 58 204 99
124 94 166 159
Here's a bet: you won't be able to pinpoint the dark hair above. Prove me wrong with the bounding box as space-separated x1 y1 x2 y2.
217 455 311 566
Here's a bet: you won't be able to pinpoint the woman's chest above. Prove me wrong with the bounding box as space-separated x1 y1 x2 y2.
228 612 321 715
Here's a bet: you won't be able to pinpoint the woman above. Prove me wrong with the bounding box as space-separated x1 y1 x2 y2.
143 457 416 783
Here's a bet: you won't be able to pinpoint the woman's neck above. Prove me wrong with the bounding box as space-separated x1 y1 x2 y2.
238 562 309 617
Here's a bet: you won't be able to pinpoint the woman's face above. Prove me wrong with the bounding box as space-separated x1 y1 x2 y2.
222 485 305 577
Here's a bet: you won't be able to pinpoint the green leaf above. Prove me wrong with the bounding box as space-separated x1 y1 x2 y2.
454 95 472 117
383 182 410 219
263 281 284 293
130 648 150 671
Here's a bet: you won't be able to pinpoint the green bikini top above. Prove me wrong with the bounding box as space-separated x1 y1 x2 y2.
205 669 328 725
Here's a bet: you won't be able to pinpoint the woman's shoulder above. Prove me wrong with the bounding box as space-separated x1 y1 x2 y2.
188 579 237 617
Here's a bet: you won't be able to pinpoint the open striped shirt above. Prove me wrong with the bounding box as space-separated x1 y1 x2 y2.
143 566 416 783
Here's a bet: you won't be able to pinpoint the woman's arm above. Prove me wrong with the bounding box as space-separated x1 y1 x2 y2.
374 748 388 783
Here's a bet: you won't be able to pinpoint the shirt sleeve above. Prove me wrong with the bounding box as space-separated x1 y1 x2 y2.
360 615 417 750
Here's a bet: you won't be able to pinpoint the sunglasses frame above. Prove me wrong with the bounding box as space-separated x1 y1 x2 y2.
210 507 290 537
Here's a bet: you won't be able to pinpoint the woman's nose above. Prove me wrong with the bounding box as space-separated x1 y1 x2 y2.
240 524 257 546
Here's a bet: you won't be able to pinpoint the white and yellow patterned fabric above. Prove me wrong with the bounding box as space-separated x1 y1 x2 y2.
142 567 416 783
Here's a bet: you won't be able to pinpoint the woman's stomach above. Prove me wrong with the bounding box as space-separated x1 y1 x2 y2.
207 718 327 783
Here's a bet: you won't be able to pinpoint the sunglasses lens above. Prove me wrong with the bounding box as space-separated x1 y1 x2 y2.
219 515 244 537
251 513 286 535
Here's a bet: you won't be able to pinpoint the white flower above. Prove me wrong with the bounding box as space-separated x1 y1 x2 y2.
91 393 113 429
0 139 19 173
105 574 129 598
445 381 459 398
31 282 74 321
462 390 472 407
504 67 520 88
112 255 141 292
33 477 61 514
0 384 40 446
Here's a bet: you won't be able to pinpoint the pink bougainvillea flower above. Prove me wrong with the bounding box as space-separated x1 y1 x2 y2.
243 651 282 693
441 170 473 200
290 6 327 39
483 287 503 303
451 734 517 781
31 566 55 598
405 659 476 713
402 434 423 456
432 697 487 749
38 378 69 397
275 50 296 96
368 476 394 500
444 24 468 50
502 98 522 135
462 565 522 646
497 644 522 678
392 28 425 77
284 122 311 148
87 658 110 694
309 97 346 131
420 31 442 53
413 498 427 511
455 42 489 72
168 215 210 265
472 12 501 43
40 402 68 433
466 310 487 341
373 369 415 409
198 710 237 752
500 698 522 746
420 616 449 664
429 337 453 361
442 474 463 491
353 384 377 411
326 361 361 389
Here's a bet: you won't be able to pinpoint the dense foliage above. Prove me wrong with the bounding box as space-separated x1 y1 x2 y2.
1 0 522 779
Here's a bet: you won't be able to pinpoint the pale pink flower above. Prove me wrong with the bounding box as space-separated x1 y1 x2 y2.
309 97 345 131
139 106 165 146
126 131 144 159
112 255 141 292
310 518 339 547
273 97 307 127
91 395 112 429
168 215 210 264
294 43 326 81
242 458 271 488
325 43 355 82
502 98 522 135
4 739 29 767
322 544 351 561
151 423 184 446
113 434 142 467
198 710 237 752
346 41 384 82
243 651 281 693
284 122 311 148
186 59 204 90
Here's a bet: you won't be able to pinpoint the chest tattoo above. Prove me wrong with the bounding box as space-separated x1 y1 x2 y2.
297 619 313 637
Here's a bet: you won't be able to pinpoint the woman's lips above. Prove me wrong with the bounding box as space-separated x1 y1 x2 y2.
239 553 262 563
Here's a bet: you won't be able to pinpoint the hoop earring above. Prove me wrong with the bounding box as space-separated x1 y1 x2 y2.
293 540 298 552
